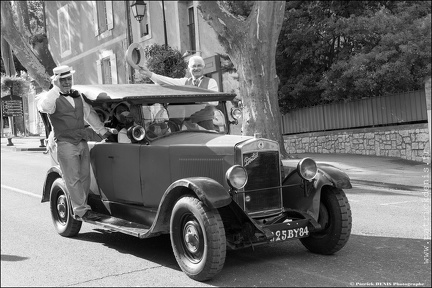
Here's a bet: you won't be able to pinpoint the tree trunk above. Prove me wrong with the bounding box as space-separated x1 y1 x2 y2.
15 0 57 75
31 34 57 76
15 1 32 39
1 1 51 90
1 37 16 76
198 1 289 157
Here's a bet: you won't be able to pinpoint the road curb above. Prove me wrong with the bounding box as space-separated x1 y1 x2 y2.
2 146 46 152
351 179 425 192
19 148 47 151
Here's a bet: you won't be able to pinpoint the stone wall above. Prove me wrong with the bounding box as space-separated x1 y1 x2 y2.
283 123 430 163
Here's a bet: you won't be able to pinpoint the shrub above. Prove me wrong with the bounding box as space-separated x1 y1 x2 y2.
134 44 187 84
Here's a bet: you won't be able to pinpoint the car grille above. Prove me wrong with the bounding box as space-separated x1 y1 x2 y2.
242 151 282 214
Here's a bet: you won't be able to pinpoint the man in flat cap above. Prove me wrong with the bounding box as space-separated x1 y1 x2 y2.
37 65 114 221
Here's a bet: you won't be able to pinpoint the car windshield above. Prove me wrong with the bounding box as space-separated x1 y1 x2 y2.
139 102 227 139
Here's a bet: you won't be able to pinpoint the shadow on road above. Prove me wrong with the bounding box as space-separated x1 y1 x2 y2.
1 254 29 262
67 230 431 287
71 230 180 271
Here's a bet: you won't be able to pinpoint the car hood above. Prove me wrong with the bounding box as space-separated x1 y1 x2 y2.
151 131 253 148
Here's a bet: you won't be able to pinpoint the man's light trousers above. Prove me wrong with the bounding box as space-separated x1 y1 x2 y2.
57 140 91 218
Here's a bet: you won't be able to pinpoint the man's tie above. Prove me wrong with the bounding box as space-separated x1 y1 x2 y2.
193 79 199 87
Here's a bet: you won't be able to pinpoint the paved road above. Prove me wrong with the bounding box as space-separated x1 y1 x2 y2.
1 144 431 287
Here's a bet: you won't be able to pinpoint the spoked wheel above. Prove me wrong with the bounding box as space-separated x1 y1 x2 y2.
49 178 82 237
300 186 352 254
170 196 226 281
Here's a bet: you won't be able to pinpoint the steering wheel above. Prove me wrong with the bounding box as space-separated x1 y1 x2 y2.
145 120 180 141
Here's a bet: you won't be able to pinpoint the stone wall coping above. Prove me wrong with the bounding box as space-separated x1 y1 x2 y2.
283 123 429 138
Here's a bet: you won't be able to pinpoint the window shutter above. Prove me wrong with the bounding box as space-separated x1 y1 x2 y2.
106 1 113 30
96 60 102 84
110 53 117 84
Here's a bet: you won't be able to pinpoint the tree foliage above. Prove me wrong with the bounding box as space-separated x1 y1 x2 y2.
134 43 187 83
1 74 30 96
277 0 431 112
26 0 45 35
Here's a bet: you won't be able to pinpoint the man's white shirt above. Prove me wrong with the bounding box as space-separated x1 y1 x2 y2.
36 86 107 135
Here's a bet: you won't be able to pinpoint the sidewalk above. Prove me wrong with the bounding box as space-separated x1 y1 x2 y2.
1 136 47 152
284 153 429 192
1 136 429 191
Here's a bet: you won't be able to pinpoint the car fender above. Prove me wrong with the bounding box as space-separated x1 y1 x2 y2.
316 163 352 190
166 177 231 209
150 177 232 234
282 163 351 221
41 166 63 203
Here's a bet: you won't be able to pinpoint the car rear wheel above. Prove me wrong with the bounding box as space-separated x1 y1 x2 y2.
49 178 82 237
300 186 352 254
170 196 226 281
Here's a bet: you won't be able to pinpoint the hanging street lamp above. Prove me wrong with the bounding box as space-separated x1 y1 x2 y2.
130 0 147 22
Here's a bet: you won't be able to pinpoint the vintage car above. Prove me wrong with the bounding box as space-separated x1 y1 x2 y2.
40 83 352 281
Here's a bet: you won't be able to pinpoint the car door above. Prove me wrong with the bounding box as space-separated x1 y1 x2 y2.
91 142 143 204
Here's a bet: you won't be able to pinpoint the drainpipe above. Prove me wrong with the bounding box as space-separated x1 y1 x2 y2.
162 0 168 46
125 0 134 83
194 2 200 55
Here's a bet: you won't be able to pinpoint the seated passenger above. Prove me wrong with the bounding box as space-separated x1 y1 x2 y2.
190 105 216 130
109 102 135 143
143 104 170 139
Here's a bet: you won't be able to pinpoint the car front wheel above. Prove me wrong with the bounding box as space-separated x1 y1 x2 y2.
300 186 352 254
170 196 226 281
49 178 82 237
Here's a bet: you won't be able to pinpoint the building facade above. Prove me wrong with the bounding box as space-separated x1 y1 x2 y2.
33 1 242 136
43 1 239 93
1 1 240 138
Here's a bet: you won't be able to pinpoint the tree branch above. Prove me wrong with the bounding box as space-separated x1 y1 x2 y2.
197 1 249 52
16 1 32 38
1 1 51 90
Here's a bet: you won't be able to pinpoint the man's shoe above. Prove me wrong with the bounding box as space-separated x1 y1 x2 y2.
81 210 101 221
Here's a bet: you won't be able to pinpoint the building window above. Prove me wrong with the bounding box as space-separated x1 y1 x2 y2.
139 1 151 40
96 50 118 84
140 20 149 37
140 1 149 37
57 5 71 57
96 1 108 34
187 6 196 51
93 1 113 38
101 57 112 84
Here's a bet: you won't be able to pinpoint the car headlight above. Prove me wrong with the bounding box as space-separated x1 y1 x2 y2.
127 125 146 142
230 107 242 120
226 165 248 190
297 158 317 181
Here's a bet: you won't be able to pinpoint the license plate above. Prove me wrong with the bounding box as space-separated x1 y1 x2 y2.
267 219 310 242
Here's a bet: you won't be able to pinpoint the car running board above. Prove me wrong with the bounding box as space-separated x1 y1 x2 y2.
81 212 152 238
